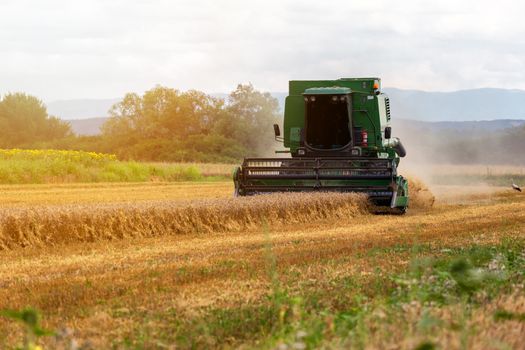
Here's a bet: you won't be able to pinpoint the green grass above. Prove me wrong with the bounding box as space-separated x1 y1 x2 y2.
2 239 523 348
0 149 204 183
112 239 525 349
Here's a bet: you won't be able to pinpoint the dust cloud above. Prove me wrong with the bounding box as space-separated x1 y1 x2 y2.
391 119 524 203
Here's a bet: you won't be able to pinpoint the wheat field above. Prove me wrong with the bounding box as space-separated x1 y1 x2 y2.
0 178 438 250
0 192 371 249
0 178 523 349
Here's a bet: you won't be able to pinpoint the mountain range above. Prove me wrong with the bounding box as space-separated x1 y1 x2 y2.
383 88 525 122
66 117 525 137
49 88 525 135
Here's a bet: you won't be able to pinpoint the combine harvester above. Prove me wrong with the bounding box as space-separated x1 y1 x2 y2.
233 78 409 213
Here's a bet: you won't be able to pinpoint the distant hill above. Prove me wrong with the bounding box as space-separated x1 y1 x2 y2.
66 117 108 136
393 118 525 132
384 88 525 122
47 98 120 119
50 87 525 135
66 116 525 137
48 88 525 122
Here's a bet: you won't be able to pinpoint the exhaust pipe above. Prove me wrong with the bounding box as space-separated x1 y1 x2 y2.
383 137 406 157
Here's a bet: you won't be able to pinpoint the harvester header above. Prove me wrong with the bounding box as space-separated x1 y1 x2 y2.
234 77 409 213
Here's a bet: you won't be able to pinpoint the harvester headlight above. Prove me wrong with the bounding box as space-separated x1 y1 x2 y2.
310 96 316 102
297 148 306 156
340 96 346 101
332 96 338 101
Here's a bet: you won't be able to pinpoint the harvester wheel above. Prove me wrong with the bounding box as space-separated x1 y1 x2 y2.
394 207 407 215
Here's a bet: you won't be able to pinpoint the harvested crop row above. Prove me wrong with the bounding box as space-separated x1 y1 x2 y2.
0 192 369 250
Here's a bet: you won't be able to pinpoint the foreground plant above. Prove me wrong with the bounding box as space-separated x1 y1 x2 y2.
0 308 53 350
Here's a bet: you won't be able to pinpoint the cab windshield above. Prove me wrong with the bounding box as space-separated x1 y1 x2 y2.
305 94 351 150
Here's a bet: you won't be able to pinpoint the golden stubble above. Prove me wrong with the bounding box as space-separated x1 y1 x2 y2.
0 179 523 347
0 192 369 250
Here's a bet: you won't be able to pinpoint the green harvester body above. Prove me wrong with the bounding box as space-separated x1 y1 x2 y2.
233 78 409 213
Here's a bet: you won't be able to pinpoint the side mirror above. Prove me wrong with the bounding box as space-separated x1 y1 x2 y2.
384 126 392 139
273 124 281 137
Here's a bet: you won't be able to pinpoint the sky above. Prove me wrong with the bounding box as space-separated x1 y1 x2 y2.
1 0 525 101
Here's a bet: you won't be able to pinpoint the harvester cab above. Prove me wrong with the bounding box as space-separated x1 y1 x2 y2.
233 78 409 213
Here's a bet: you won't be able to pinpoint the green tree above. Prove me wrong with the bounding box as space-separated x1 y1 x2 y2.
222 83 280 156
103 86 225 140
0 93 72 147
101 84 280 161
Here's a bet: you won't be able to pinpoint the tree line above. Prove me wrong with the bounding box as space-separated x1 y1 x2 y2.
1 86 525 164
0 84 280 162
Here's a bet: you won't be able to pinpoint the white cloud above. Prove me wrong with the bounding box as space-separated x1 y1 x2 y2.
1 0 525 100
